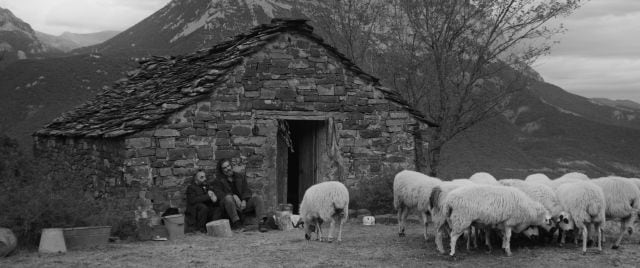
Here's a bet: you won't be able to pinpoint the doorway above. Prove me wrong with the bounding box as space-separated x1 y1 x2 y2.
277 120 324 214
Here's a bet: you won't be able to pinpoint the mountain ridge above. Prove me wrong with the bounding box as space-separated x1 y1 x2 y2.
0 1 638 179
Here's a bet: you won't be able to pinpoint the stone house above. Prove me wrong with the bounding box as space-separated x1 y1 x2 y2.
34 19 436 219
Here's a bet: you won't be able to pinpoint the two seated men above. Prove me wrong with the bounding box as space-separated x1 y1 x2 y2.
185 158 268 233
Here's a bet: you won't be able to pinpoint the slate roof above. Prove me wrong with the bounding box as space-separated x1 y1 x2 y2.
35 19 436 138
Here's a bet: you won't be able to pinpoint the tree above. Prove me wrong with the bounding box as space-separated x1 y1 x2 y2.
383 0 583 176
306 0 389 73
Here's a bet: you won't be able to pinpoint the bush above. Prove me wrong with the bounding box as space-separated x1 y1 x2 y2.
354 168 397 215
0 135 134 248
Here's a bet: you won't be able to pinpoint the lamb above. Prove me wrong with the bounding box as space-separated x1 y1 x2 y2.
468 172 501 185
297 181 349 242
524 173 552 185
590 176 640 249
393 170 442 239
555 181 606 253
442 185 552 256
429 179 477 254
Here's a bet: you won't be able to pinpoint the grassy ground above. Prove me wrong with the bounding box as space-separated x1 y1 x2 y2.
2 219 640 267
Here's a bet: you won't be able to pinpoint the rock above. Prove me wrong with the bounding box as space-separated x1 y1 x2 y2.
356 209 372 220
0 228 17 257
207 219 233 237
348 209 357 219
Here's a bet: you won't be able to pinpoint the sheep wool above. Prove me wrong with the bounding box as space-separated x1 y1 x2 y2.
444 185 551 257
299 181 349 242
524 173 553 185
499 179 564 217
555 181 606 253
591 176 640 249
429 180 477 254
393 170 442 239
468 172 501 185
556 172 590 181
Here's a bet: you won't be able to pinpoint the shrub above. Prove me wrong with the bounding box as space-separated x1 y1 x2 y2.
354 168 397 215
0 135 134 248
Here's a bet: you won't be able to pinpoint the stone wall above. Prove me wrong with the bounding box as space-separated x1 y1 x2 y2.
33 136 127 198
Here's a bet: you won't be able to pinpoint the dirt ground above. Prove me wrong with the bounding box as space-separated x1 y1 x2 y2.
2 219 640 268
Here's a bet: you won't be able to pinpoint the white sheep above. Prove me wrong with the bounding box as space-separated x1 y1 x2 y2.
629 178 640 192
443 185 552 256
549 173 590 188
393 170 442 239
499 179 564 218
500 178 569 243
524 173 552 185
555 181 606 253
556 172 590 181
590 176 640 249
297 181 349 242
429 179 477 254
468 172 501 185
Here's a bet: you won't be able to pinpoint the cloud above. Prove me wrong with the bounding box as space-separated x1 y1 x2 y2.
549 10 640 58
535 56 640 102
0 0 169 34
533 0 640 103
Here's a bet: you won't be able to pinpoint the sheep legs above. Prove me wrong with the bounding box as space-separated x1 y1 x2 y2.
501 227 512 257
581 225 589 254
434 221 447 254
612 216 635 249
484 228 493 253
449 229 465 257
421 211 429 241
594 222 603 252
315 223 324 241
397 207 409 237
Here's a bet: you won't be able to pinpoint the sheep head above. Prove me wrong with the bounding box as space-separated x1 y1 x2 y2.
302 217 323 241
557 212 574 231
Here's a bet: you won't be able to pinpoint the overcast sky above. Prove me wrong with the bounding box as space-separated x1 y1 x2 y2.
0 0 638 103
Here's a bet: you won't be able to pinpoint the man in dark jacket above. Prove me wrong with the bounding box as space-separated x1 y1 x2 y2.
185 170 219 233
211 158 267 232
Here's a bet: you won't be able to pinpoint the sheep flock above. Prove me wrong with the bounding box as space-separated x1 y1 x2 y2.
393 170 640 257
296 171 640 259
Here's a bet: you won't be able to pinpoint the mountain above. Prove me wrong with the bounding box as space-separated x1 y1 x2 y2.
36 31 119 52
1 0 316 154
0 53 136 152
0 7 61 67
1 0 639 178
591 98 640 112
73 0 313 56
439 83 640 179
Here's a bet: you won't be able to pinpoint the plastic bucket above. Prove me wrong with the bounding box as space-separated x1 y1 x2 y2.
163 214 185 240
39 228 67 253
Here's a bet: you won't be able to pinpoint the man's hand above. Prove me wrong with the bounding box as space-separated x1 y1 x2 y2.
208 190 217 202
240 200 247 210
233 195 242 208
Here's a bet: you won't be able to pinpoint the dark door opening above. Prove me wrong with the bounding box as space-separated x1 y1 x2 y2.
285 120 321 214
